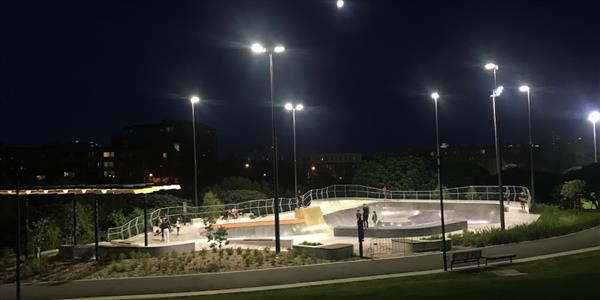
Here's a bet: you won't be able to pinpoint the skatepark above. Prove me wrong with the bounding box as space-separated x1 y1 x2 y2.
106 185 538 254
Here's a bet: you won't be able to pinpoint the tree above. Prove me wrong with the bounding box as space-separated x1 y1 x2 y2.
201 191 228 268
467 186 480 200
202 191 224 219
219 190 267 204
560 180 587 209
353 153 436 190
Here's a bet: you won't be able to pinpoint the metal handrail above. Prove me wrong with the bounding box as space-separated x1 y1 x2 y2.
107 184 530 241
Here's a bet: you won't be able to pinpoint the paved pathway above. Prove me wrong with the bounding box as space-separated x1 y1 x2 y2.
1 227 599 300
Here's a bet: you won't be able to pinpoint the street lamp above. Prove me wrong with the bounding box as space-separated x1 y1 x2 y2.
519 85 535 208
190 96 200 207
430 91 448 271
337 0 345 8
489 82 506 230
251 42 285 253
285 102 304 198
589 111 600 163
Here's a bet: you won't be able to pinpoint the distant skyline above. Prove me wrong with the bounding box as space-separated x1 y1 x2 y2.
2 0 600 156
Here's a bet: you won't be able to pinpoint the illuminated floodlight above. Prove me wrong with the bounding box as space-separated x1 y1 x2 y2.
274 45 285 53
190 96 200 104
431 92 440 101
285 103 294 111
589 111 600 124
484 63 498 70
337 0 344 8
295 104 304 111
493 85 504 97
519 85 530 92
251 43 266 53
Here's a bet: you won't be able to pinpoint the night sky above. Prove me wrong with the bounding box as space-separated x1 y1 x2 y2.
2 0 600 156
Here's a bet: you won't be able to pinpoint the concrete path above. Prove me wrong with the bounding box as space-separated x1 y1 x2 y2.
1 226 599 300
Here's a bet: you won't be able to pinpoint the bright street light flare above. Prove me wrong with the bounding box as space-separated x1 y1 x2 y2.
295 104 304 111
285 103 294 111
519 85 530 92
251 43 266 53
589 111 600 124
274 45 285 53
493 86 504 97
484 63 498 70
431 92 440 101
337 0 344 8
190 96 200 104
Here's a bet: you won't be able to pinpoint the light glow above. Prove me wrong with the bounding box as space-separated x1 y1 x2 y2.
431 92 439 101
190 96 200 104
337 0 344 8
493 85 504 97
274 45 285 53
484 63 498 70
519 85 530 92
251 43 266 53
295 104 304 111
285 103 294 111
589 111 600 124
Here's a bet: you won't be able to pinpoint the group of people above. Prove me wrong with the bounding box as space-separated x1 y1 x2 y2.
223 207 240 221
356 204 378 228
155 216 182 243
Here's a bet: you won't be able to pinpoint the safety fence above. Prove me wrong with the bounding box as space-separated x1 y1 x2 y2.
107 184 530 241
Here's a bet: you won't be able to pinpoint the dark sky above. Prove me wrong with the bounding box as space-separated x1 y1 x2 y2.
2 0 600 156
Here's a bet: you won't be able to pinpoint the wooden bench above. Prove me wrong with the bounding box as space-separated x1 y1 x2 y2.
450 250 482 270
483 253 516 266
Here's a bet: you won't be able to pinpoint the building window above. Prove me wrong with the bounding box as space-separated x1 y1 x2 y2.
63 171 75 178
103 161 115 168
36 175 46 181
173 143 180 152
103 151 115 158
162 152 168 159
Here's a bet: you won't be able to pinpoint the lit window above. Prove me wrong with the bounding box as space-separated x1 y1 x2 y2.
103 161 114 168
173 143 180 152
162 152 168 159
36 175 46 181
103 152 115 158
63 171 75 178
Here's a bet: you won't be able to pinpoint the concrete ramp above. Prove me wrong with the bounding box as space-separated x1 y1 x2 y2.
295 207 325 226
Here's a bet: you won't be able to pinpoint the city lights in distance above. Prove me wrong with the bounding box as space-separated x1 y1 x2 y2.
589 111 600 124
244 163 250 168
337 0 344 8
310 166 316 171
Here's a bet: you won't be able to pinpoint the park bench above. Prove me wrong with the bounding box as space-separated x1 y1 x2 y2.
483 253 516 266
450 249 482 270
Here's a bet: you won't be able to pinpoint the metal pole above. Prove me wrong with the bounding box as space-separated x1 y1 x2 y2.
94 196 99 261
492 94 506 229
191 103 199 207
526 90 535 208
434 98 448 271
593 122 598 163
143 193 148 247
269 52 281 253
16 173 21 300
72 197 77 245
292 109 298 197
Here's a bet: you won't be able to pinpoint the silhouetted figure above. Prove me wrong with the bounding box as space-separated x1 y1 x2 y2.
362 204 370 229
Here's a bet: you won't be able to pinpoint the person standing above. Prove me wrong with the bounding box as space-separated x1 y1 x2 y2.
372 211 378 226
356 209 362 223
175 216 181 236
163 217 171 243
362 204 370 229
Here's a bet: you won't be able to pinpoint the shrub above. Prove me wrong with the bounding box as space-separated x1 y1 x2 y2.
300 241 322 246
450 204 600 247
236 247 243 255
225 248 234 256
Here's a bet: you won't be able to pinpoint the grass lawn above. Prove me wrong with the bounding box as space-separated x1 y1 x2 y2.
172 250 600 300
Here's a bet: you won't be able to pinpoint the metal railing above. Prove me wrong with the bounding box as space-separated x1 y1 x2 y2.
107 184 530 241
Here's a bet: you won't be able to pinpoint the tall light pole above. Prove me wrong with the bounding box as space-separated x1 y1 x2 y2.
490 83 506 229
430 92 448 271
285 102 304 198
251 42 285 253
589 111 600 163
190 96 200 207
519 85 535 208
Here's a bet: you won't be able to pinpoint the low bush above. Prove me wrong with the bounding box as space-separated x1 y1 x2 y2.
300 241 323 246
450 204 600 247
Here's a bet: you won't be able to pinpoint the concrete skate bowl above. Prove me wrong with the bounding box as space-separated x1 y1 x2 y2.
325 201 500 238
